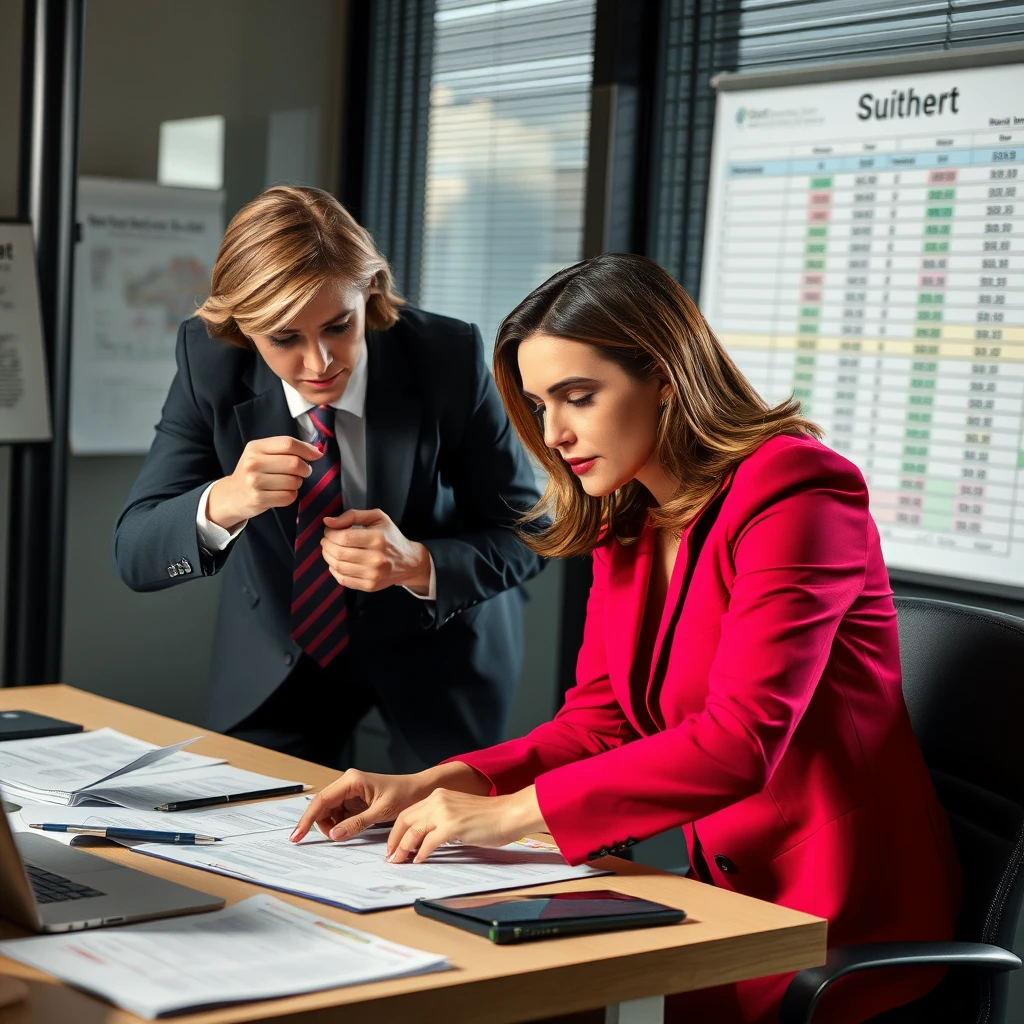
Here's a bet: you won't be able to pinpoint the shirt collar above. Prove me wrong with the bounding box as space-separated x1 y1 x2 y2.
280 345 368 421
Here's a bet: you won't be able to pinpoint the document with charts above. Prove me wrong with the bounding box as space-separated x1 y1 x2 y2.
134 828 609 911
0 895 449 1020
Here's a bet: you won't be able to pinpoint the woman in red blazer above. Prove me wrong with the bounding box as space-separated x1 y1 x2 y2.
292 253 961 1023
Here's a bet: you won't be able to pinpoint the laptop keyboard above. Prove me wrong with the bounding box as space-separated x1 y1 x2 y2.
26 864 106 904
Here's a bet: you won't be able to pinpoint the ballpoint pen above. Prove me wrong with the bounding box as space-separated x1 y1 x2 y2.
28 824 221 845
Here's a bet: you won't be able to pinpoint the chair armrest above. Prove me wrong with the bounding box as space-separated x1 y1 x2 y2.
779 941 1021 1024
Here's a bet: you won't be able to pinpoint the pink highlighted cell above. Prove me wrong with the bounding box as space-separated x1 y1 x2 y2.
808 209 831 223
918 274 946 288
929 169 957 184
801 290 822 302
802 273 825 286
808 191 833 206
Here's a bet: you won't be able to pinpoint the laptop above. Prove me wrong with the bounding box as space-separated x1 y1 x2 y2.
0 802 224 933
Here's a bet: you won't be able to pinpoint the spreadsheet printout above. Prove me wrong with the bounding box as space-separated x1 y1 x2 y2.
701 61 1024 592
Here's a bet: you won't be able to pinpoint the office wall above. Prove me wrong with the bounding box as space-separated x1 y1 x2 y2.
62 0 348 721
0 0 25 686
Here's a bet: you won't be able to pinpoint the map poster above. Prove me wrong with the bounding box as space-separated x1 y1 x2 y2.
69 177 224 454
0 221 52 442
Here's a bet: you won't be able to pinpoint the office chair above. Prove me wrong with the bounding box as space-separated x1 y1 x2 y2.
780 597 1024 1024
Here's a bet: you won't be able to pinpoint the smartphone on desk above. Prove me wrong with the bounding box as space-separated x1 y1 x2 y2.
414 889 685 944
0 711 83 741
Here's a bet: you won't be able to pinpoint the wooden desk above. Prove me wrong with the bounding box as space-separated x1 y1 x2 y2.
0 686 826 1023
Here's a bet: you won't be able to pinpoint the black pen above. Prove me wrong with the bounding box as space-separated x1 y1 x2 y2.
155 784 307 812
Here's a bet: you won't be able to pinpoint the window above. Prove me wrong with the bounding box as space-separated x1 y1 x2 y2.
419 0 597 356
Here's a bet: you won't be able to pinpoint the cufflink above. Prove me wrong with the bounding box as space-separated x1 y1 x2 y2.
167 565 178 578
181 558 192 574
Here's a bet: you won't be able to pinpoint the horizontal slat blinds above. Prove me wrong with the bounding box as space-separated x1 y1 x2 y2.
418 0 596 356
651 0 1021 299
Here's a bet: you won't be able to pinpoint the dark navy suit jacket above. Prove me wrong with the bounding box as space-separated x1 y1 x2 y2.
113 308 544 762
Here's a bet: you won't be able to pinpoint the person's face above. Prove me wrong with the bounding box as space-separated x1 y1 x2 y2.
518 334 667 498
247 279 368 406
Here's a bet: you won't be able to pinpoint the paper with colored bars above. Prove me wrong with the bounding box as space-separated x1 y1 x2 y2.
0 894 450 1019
0 728 224 806
132 827 609 912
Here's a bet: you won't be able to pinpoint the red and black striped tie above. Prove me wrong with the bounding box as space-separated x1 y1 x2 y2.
290 406 348 667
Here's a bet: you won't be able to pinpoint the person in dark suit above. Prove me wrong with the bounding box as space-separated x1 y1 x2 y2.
113 185 544 769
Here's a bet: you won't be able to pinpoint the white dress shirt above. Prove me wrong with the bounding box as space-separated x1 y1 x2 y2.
195 348 436 600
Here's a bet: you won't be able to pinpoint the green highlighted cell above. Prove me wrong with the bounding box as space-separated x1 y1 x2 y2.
800 307 820 318
923 240 950 252
912 361 938 372
807 226 828 237
794 387 813 399
911 378 936 389
796 355 816 366
917 310 943 322
915 328 941 340
905 428 930 440
907 411 932 423
904 445 929 457
798 324 820 334
810 177 833 189
805 243 827 254
925 224 952 236
923 513 952 531
927 188 955 201
926 206 954 218
926 479 955 496
918 293 945 305
1019 451 1024 469
804 259 825 270
794 371 814 382
908 395 933 407
902 462 927 474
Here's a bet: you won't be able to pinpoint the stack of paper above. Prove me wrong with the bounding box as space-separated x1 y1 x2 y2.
12 795 319 844
0 728 223 806
135 827 609 912
0 894 449 1019
0 728 306 811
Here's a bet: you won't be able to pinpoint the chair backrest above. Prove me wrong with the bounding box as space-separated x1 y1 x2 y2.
895 597 1024 1022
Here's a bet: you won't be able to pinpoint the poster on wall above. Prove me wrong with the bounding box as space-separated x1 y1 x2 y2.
69 177 224 454
0 221 53 443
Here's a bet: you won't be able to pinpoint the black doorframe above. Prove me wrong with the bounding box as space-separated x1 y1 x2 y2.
4 0 85 688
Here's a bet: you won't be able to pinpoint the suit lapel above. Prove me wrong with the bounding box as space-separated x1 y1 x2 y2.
644 468 738 728
605 525 657 735
234 354 299 549
364 328 421 526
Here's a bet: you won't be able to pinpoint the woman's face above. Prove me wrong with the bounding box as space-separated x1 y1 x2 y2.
247 278 368 406
518 334 667 498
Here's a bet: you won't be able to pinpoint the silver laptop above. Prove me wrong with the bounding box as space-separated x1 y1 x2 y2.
0 802 224 932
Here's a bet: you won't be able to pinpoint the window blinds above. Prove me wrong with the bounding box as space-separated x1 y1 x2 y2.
418 0 597 357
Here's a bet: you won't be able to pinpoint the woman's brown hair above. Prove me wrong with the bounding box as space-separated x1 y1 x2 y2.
196 185 404 347
493 252 822 558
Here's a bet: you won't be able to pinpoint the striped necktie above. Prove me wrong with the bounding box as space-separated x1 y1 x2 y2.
290 405 349 667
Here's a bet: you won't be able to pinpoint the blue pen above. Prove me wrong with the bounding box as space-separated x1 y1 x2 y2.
28 824 220 845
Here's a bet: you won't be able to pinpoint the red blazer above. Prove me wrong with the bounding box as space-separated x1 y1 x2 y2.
454 435 961 1023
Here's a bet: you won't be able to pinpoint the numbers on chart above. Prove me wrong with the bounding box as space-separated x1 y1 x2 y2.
989 167 1018 179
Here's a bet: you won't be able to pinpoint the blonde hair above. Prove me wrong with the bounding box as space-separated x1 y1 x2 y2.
493 252 822 559
197 186 404 347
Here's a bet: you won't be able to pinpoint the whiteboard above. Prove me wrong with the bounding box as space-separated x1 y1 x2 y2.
0 222 52 443
701 59 1024 596
70 178 223 454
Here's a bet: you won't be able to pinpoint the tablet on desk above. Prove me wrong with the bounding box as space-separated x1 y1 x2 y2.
414 889 685 944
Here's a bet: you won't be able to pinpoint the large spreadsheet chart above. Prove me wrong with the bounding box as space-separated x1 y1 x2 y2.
701 60 1024 595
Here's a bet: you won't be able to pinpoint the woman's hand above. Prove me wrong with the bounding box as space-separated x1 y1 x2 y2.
321 509 432 593
289 762 491 843
207 436 322 530
386 785 545 864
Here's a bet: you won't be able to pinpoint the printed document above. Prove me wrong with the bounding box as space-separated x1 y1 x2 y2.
0 894 449 1019
135 828 608 911
76 764 308 811
0 728 224 806
15 794 316 842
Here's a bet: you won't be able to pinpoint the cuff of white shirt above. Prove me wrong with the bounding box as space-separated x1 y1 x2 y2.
196 481 248 554
403 554 437 602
